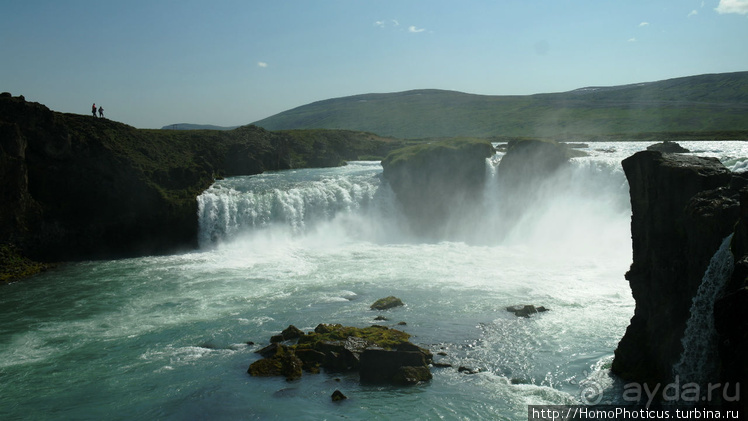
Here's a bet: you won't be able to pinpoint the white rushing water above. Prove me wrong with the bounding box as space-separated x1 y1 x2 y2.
673 234 734 387
1 141 747 420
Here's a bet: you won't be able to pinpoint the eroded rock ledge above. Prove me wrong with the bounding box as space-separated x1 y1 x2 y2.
612 150 747 409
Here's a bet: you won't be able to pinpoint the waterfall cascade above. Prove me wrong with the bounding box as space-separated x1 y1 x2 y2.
196 153 630 254
196 162 396 247
673 233 734 386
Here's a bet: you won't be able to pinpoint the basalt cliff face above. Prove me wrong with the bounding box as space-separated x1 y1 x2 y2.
380 138 495 239
612 150 747 408
0 94 398 266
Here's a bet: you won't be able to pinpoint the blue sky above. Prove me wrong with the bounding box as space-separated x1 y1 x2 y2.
2 0 747 129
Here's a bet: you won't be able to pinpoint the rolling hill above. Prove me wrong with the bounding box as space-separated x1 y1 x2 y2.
252 71 748 139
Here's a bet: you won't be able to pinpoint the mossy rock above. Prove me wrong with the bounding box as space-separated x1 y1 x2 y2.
248 323 432 385
248 357 283 377
300 324 411 350
248 344 302 381
0 244 48 284
370 296 404 310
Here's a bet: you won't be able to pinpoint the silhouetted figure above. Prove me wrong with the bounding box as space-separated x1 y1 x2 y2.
98 106 104 118
92 103 97 117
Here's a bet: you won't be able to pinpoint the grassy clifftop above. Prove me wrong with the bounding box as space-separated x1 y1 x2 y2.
0 94 403 274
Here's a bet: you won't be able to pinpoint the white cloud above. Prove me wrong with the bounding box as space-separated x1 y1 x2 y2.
716 0 748 14
628 37 637 42
257 62 268 68
408 25 425 33
374 20 385 28
392 19 400 26
687 9 698 17
639 21 649 27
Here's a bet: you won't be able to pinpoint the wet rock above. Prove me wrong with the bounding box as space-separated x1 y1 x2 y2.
506 304 548 317
612 150 739 390
359 349 432 385
646 141 690 153
381 138 495 239
248 345 303 381
281 325 304 340
496 138 576 222
331 390 347 401
249 324 432 386
374 315 388 321
370 296 404 310
458 366 480 374
256 342 281 358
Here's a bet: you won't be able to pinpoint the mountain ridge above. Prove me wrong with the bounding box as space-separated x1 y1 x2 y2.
251 71 748 139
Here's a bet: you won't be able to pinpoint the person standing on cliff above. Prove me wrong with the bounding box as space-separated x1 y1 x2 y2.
92 103 97 117
98 105 104 118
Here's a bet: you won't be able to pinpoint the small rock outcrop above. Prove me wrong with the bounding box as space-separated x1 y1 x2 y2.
505 304 548 318
381 138 495 239
331 390 347 401
370 296 404 310
248 324 433 386
646 140 690 153
612 150 747 407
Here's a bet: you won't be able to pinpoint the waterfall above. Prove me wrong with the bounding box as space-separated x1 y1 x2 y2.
196 163 398 247
196 153 631 251
672 233 734 386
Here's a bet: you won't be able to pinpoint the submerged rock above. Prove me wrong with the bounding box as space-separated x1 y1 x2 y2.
331 390 347 401
506 304 548 318
370 296 404 310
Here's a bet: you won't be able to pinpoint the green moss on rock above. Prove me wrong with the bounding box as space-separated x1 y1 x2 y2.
248 323 432 385
0 244 48 284
370 296 404 310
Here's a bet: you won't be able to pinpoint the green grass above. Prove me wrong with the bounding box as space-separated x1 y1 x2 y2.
381 137 494 171
253 72 748 139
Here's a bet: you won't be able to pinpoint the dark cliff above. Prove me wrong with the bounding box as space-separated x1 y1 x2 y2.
381 138 495 239
496 138 581 220
0 94 400 269
612 150 746 408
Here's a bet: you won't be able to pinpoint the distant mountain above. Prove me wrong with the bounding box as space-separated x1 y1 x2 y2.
252 71 748 139
161 123 239 131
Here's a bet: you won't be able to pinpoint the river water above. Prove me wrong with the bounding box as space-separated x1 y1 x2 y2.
2 141 747 420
